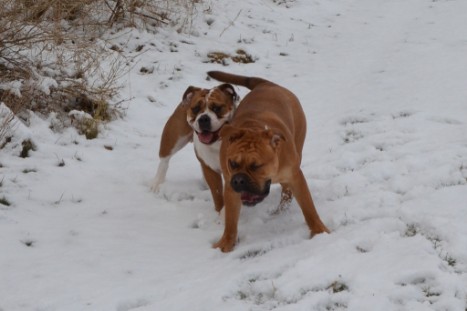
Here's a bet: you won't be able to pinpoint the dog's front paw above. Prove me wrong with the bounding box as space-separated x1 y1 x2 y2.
311 224 330 237
213 235 236 252
214 204 224 213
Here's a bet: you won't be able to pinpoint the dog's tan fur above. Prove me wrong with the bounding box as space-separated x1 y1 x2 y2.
208 71 329 252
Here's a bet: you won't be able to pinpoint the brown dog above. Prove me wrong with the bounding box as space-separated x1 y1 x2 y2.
207 71 330 252
151 83 238 212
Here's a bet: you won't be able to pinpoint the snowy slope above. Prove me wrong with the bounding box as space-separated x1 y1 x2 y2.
1 0 467 310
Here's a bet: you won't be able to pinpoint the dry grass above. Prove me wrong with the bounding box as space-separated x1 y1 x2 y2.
0 86 17 144
0 0 201 143
206 49 256 65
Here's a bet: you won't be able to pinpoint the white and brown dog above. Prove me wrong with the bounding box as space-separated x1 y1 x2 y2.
151 83 238 212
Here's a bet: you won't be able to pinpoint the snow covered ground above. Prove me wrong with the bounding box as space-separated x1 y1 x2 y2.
1 0 467 310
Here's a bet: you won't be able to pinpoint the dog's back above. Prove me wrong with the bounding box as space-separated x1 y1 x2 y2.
209 70 307 155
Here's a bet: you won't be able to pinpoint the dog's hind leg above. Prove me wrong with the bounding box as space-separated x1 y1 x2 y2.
290 169 329 235
151 134 192 192
151 157 170 193
151 103 193 192
271 184 293 215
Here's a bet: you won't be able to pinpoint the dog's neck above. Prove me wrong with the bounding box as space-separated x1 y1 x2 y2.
235 119 285 133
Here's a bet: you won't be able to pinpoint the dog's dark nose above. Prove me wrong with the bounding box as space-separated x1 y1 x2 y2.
231 173 249 192
198 115 211 131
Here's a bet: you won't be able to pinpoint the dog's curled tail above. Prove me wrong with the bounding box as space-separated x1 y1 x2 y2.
207 71 270 90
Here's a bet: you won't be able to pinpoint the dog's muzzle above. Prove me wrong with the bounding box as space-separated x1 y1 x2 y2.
198 114 211 132
231 173 271 206
196 114 220 145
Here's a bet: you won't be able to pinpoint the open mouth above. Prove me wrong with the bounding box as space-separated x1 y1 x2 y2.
241 192 268 206
196 129 220 145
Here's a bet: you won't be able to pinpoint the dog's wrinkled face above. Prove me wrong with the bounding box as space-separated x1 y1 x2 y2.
182 84 238 145
220 126 285 206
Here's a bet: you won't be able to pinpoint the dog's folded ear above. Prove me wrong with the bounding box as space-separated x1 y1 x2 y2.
263 129 286 149
220 124 245 143
182 86 201 106
218 84 239 103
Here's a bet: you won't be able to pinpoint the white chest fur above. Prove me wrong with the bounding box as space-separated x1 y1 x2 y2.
193 134 221 172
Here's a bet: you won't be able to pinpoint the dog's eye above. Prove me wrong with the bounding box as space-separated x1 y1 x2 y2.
211 105 222 114
249 163 262 171
191 105 201 114
229 160 240 170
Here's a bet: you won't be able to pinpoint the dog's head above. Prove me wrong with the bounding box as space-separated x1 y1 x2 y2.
220 125 285 206
182 84 238 145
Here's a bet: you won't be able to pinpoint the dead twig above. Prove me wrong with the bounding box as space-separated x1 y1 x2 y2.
219 10 242 37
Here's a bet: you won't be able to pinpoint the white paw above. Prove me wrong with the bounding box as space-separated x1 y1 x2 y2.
150 177 163 193
151 158 169 193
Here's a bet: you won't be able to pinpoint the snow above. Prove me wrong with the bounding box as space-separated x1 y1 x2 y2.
1 0 467 310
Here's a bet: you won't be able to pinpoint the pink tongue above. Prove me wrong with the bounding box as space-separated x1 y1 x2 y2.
198 132 214 144
241 192 263 203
